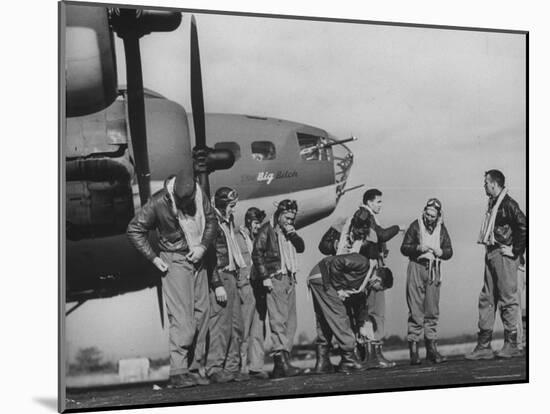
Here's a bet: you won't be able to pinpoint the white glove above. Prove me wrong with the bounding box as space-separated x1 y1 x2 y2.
263 278 273 292
337 290 350 300
153 257 168 272
186 245 206 263
215 286 227 303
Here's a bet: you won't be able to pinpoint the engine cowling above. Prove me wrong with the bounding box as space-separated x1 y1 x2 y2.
65 4 118 117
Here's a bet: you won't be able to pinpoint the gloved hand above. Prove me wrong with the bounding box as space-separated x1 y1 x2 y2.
283 224 296 235
215 286 227 303
153 257 169 272
337 290 350 300
186 245 206 263
431 247 443 257
263 278 273 292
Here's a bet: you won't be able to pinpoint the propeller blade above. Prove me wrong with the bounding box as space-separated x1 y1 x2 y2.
189 15 212 196
156 280 165 329
190 15 206 150
112 9 151 206
124 36 151 206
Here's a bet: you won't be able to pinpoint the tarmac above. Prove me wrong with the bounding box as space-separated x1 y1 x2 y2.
64 354 526 412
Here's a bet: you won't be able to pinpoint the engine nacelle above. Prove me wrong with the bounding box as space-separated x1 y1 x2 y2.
65 4 118 117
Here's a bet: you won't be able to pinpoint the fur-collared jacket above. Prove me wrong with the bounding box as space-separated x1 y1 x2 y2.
126 178 222 288
251 221 305 281
319 207 399 258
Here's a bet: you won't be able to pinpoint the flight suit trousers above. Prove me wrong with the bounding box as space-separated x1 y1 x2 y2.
406 261 441 342
266 272 297 354
159 252 210 377
478 248 519 335
205 270 242 375
310 278 356 352
238 280 266 372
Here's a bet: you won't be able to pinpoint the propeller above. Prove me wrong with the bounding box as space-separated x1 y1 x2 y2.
189 15 210 196
111 8 182 329
189 15 235 198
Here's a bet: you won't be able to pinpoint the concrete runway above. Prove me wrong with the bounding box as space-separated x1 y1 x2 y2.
65 355 526 412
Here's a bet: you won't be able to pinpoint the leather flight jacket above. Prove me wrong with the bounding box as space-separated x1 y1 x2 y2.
251 222 305 281
318 208 399 258
318 253 370 291
400 219 453 263
126 178 222 288
489 194 527 258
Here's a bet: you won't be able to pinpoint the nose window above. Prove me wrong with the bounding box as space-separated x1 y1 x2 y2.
297 133 328 161
251 141 276 161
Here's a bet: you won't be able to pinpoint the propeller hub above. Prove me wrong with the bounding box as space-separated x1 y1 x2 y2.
193 147 236 174
110 8 182 38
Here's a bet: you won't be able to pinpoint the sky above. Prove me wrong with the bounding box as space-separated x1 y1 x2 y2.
65 11 526 362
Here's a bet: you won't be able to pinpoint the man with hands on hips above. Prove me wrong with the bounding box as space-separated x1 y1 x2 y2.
466 169 526 360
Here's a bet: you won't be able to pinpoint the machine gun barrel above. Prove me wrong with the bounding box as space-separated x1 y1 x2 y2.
300 136 357 156
322 135 357 149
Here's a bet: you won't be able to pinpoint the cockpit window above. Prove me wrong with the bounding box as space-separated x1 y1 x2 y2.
297 133 329 161
251 141 276 161
214 142 241 161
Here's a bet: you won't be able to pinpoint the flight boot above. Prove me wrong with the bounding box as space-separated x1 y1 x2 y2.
337 350 369 373
249 370 269 380
231 371 251 382
366 342 396 369
208 369 235 384
313 344 335 374
355 342 367 362
271 352 287 378
496 331 523 359
168 373 197 388
189 370 210 386
425 339 447 363
465 330 495 360
408 341 422 365
282 350 301 377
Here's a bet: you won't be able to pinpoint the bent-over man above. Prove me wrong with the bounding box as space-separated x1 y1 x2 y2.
127 173 217 388
308 252 394 374
319 188 400 368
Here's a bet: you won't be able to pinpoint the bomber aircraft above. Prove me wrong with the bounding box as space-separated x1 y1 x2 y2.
63 4 360 325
